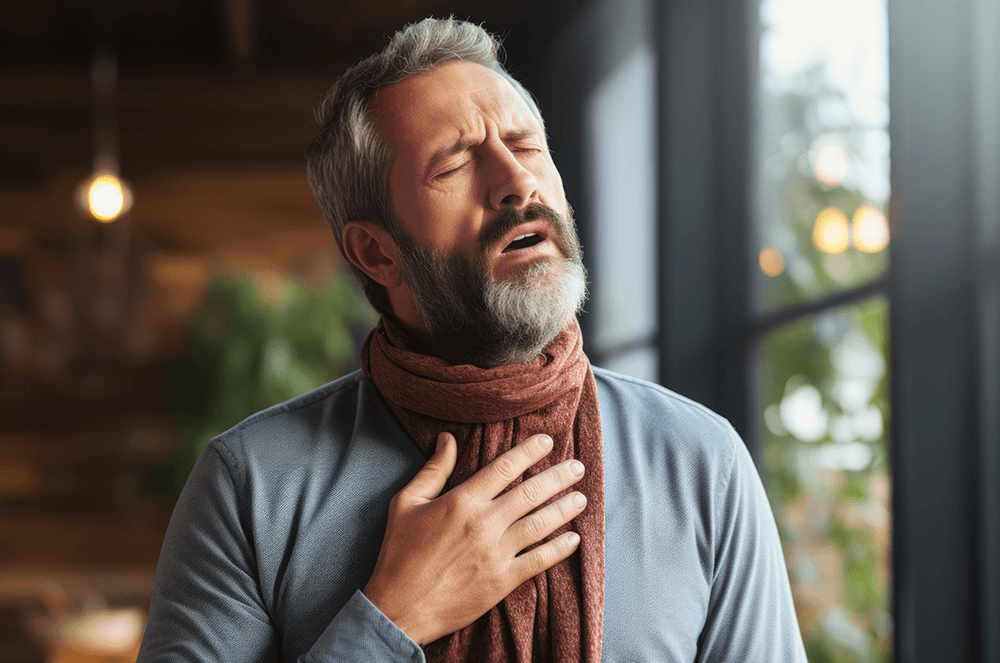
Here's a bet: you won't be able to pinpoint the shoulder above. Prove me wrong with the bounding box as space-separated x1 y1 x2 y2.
206 370 403 483
221 369 366 437
593 365 740 471
197 368 423 538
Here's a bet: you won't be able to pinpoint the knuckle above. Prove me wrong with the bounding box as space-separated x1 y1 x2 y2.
549 536 573 561
523 545 551 573
554 497 574 521
485 569 509 597
462 513 488 540
548 464 571 490
449 487 473 512
492 455 521 483
450 493 485 529
422 458 445 475
388 492 407 512
519 478 544 506
547 501 570 527
521 514 547 542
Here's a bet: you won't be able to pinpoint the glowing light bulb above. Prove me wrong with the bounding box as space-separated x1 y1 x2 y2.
852 204 889 253
88 175 125 221
813 144 847 187
812 207 850 254
759 247 786 277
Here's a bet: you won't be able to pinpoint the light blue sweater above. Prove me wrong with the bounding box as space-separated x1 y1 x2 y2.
138 367 806 662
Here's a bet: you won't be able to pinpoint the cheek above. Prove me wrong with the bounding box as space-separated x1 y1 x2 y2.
388 168 451 247
404 190 482 252
540 166 568 211
388 166 421 223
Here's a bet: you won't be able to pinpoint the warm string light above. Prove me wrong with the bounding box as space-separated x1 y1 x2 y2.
812 207 850 254
813 144 847 187
852 205 890 253
808 141 891 255
809 205 889 255
759 247 786 277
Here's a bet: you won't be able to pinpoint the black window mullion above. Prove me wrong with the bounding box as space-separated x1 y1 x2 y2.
888 0 989 659
656 0 755 437
749 276 890 339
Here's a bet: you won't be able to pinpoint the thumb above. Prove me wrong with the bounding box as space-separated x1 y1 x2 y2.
403 431 458 502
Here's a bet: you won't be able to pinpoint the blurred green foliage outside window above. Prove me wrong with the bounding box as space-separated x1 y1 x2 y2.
753 0 893 660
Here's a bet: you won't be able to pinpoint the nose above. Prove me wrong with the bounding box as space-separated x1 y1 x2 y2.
487 144 538 211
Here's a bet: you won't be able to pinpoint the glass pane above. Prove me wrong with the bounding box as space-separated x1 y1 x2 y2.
757 296 892 662
752 0 891 314
597 344 658 383
586 44 658 354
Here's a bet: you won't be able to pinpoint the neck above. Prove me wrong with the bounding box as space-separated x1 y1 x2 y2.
382 312 578 371
388 314 470 366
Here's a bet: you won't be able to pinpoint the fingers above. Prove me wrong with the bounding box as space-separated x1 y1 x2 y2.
461 434 555 500
401 432 458 502
503 489 587 553
495 458 585 522
510 530 581 581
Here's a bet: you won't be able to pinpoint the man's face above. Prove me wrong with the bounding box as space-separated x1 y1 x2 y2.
370 61 587 367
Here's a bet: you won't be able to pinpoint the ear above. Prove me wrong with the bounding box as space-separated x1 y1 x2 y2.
342 220 403 288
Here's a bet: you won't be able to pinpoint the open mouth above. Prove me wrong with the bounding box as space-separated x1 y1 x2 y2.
502 233 545 253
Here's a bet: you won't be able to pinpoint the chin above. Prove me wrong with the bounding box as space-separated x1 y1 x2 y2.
483 259 587 351
498 255 560 286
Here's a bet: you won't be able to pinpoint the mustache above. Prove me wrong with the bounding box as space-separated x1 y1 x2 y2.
478 202 568 254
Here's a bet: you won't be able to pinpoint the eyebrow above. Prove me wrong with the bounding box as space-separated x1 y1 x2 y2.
427 137 479 173
425 128 542 174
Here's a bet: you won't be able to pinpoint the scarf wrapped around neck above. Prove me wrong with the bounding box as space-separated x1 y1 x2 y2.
361 315 605 662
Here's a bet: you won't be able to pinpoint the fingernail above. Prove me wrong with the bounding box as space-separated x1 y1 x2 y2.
536 435 552 449
572 492 587 509
436 432 449 453
567 532 580 545
570 460 585 476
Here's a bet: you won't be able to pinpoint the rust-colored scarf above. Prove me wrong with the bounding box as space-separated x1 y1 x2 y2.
361 315 604 662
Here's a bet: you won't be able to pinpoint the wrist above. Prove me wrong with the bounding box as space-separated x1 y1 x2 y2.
362 582 429 646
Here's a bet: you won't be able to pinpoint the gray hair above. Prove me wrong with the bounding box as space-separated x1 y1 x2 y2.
305 17 545 317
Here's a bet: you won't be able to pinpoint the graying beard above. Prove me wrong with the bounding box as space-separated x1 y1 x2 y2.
395 240 588 368
482 260 588 364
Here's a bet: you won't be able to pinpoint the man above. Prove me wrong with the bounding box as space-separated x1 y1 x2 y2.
138 17 807 663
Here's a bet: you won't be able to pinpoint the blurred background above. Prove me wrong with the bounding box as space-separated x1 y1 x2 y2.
0 0 997 661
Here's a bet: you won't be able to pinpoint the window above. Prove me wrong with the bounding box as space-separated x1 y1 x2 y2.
751 0 892 660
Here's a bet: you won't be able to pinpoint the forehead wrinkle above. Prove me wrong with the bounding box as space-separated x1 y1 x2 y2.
422 104 484 170
375 62 542 177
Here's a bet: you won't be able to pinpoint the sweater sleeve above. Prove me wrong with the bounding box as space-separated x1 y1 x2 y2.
137 442 425 663
300 591 425 663
695 427 808 663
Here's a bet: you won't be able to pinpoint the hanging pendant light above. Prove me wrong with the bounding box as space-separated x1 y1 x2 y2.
75 48 133 223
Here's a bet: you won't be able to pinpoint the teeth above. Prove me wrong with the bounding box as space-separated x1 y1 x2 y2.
514 233 536 241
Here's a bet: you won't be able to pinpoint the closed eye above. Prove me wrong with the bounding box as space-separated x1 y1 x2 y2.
437 160 474 179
